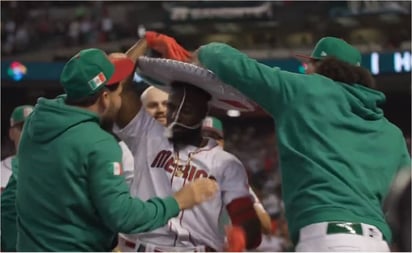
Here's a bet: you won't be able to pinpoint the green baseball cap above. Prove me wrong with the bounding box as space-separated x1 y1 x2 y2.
60 48 135 100
10 105 34 127
296 37 361 66
202 116 224 138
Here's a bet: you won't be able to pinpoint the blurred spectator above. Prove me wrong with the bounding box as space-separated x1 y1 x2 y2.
1 1 410 56
68 17 81 46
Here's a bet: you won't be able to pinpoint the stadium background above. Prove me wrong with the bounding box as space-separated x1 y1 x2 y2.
1 1 410 250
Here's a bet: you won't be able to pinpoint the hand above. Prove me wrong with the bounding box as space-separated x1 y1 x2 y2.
145 31 192 62
190 49 204 67
225 225 246 252
173 178 218 210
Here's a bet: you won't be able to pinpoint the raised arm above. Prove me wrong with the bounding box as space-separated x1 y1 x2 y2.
115 39 148 128
194 43 306 116
116 32 192 128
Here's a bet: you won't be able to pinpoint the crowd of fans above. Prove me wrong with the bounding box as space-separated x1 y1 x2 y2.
1 1 410 57
1 2 130 56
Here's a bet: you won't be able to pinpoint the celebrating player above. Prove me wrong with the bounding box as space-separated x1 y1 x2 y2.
141 86 169 126
187 37 411 251
16 48 218 251
114 35 262 252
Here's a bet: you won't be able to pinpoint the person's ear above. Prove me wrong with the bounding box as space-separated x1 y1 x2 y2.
98 91 110 115
9 127 15 142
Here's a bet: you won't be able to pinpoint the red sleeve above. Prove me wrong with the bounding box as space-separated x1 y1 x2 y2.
226 196 262 249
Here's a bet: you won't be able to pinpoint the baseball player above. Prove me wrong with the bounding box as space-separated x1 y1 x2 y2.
141 86 168 126
187 37 411 251
1 105 33 252
16 48 218 251
1 105 33 190
201 116 273 235
114 35 262 252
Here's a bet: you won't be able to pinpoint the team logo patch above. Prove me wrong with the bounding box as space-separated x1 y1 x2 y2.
23 107 33 118
203 117 213 128
88 72 106 89
112 162 123 176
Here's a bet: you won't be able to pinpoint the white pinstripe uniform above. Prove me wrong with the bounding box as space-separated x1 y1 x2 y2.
114 108 251 251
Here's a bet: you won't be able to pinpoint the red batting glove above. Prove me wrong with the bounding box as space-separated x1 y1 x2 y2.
225 226 246 252
145 31 192 62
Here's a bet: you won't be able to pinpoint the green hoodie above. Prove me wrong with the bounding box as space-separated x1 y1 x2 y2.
199 43 411 244
17 96 180 251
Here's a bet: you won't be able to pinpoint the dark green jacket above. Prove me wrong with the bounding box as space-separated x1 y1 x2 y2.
199 43 411 244
17 96 179 251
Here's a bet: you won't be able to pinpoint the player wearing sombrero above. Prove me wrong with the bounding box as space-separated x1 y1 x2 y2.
114 33 261 252
15 48 218 251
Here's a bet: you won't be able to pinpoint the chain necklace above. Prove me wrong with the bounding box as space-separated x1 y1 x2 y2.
172 139 217 179
172 150 196 178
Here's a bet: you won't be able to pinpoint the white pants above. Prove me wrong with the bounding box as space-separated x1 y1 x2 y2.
117 236 213 252
295 222 390 252
117 236 136 252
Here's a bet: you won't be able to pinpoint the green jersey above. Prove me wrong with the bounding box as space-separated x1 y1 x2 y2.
17 96 180 251
198 43 411 244
1 157 18 251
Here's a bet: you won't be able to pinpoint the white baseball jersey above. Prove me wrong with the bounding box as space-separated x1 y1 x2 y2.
1 156 13 190
114 108 251 251
118 141 135 188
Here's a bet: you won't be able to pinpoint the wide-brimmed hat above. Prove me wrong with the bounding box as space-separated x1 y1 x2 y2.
136 56 255 112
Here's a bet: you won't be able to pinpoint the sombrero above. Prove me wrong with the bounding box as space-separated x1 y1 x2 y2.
136 56 255 112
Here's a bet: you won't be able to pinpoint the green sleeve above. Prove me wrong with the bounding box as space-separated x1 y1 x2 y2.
1 174 17 252
88 139 180 234
198 42 307 116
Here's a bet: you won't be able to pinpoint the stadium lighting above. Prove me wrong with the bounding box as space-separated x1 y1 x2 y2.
227 109 240 117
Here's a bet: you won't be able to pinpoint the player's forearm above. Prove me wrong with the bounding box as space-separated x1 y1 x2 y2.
196 42 287 115
254 203 272 235
227 197 262 249
116 39 148 128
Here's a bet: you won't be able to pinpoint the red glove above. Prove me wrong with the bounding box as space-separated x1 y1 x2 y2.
225 226 246 252
145 31 192 62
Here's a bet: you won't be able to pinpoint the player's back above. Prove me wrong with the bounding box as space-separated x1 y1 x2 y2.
17 96 119 251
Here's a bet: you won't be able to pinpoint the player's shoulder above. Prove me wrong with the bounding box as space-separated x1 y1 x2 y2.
74 122 120 154
209 144 244 168
80 122 117 143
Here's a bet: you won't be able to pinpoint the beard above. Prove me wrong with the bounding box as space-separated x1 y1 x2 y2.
100 117 121 142
166 125 202 146
100 117 115 132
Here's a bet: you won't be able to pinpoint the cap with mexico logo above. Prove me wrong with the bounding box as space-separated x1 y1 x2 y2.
202 116 224 138
10 105 34 127
60 48 135 100
296 37 362 66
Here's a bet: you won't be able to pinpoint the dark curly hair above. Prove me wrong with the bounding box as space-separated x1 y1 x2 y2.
315 57 376 89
